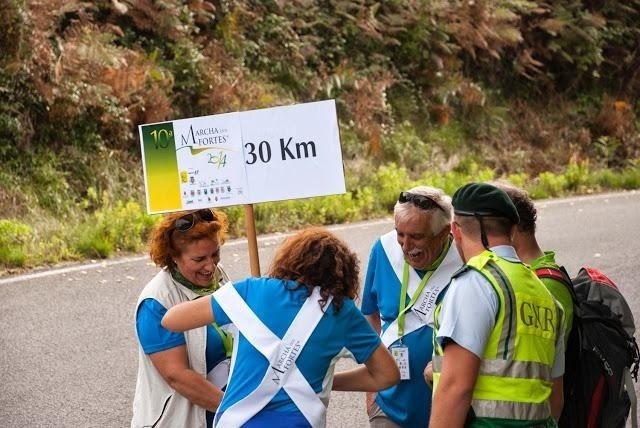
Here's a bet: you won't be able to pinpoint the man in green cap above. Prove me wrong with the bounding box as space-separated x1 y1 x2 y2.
428 182 565 427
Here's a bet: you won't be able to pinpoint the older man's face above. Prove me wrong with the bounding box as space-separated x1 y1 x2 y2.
395 211 448 270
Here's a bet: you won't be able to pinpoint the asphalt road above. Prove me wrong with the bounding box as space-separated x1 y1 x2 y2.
1 190 639 427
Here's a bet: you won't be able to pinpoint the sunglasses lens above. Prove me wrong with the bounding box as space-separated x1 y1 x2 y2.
175 215 195 231
398 192 442 211
415 197 430 210
173 209 215 233
198 209 215 222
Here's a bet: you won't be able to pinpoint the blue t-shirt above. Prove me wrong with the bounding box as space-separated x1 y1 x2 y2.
136 298 228 428
361 238 442 427
211 277 382 424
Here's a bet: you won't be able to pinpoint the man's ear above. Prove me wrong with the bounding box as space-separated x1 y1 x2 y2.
451 221 461 240
509 224 518 242
451 221 468 262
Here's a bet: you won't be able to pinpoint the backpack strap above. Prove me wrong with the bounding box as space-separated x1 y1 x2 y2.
624 368 638 428
535 266 578 303
535 266 571 286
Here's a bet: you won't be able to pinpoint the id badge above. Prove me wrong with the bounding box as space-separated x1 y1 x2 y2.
390 344 411 380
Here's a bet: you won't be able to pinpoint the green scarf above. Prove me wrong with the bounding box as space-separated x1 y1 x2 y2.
170 269 220 296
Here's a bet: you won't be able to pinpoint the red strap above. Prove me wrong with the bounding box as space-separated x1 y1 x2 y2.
535 267 568 284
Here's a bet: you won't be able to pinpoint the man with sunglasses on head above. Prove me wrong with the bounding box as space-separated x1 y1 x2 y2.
132 208 233 428
361 186 464 427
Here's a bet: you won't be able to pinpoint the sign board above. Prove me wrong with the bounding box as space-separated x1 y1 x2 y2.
139 100 344 214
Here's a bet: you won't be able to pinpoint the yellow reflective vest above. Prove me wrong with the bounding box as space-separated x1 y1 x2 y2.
433 250 561 425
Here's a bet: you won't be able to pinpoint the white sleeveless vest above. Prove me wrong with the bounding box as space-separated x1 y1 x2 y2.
131 269 207 428
131 265 231 428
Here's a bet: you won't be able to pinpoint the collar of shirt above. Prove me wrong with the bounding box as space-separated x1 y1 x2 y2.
489 245 519 261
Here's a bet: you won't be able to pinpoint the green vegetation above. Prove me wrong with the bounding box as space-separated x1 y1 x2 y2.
1 0 639 274
2 160 639 273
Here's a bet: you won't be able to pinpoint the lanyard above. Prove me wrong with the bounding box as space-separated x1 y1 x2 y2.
397 262 434 339
212 322 233 357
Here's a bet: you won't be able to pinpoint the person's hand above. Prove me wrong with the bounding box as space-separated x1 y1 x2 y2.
211 386 224 411
424 361 433 388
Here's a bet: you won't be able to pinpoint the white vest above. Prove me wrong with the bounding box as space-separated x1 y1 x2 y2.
213 284 331 428
379 231 463 348
131 266 229 428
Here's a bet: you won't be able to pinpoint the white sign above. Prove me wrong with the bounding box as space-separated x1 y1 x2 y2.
139 100 345 214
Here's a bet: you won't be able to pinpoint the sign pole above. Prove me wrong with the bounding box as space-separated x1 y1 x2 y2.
243 204 261 277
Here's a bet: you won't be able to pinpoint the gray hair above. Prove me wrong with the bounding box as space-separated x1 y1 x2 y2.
394 185 453 235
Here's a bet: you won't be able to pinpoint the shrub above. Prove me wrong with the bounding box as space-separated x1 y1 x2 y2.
73 200 156 259
219 205 245 238
0 219 32 267
365 163 413 213
565 159 591 191
616 165 640 190
381 122 453 174
75 231 115 259
529 172 567 199
592 169 622 190
505 173 528 189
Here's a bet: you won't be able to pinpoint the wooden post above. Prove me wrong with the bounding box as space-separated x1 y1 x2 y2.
243 204 261 277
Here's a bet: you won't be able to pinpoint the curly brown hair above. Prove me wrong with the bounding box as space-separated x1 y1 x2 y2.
148 209 229 270
488 180 537 234
267 227 360 314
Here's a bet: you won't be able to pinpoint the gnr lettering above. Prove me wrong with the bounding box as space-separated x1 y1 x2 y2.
519 302 555 332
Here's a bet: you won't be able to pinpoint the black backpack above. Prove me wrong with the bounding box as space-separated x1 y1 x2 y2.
536 266 640 428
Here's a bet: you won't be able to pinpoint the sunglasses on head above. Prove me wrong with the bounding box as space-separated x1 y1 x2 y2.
174 209 216 232
398 191 445 212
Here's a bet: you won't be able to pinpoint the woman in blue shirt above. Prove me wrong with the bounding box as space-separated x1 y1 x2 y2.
132 208 232 428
